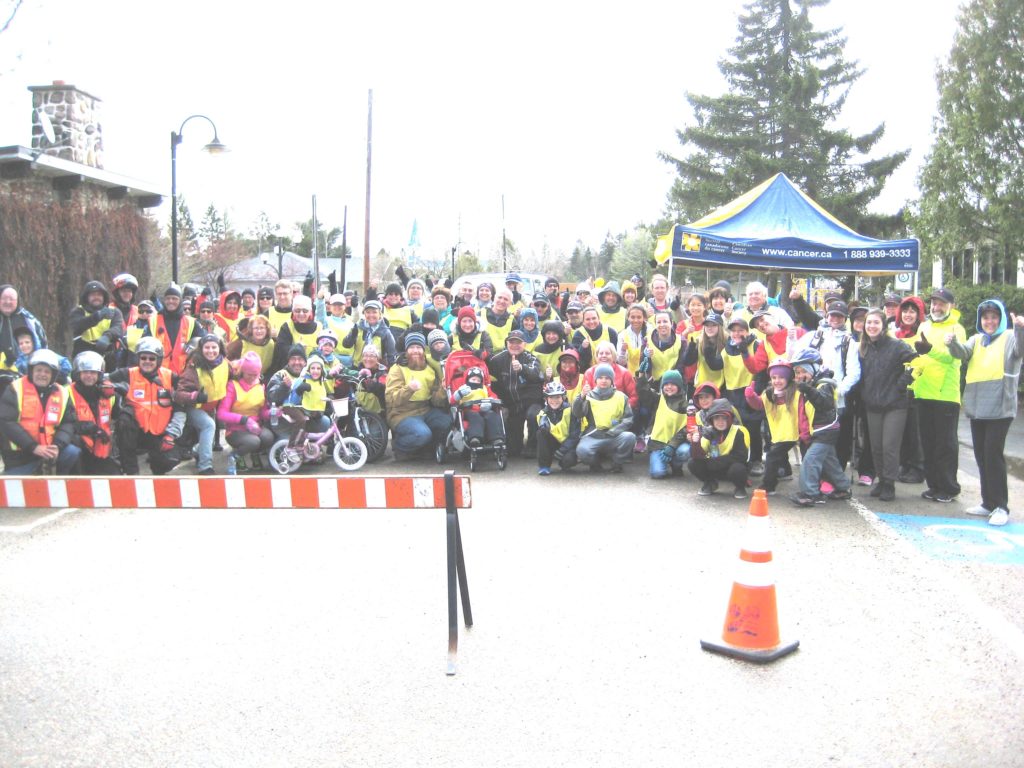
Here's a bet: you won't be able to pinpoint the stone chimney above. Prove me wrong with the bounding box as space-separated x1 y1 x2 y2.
28 81 104 168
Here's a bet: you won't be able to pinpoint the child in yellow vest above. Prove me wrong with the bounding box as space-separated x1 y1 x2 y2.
536 380 581 474
687 398 751 498
452 366 504 447
285 352 332 445
744 359 799 495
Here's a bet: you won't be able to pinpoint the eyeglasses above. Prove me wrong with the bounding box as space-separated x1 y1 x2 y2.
138 354 158 362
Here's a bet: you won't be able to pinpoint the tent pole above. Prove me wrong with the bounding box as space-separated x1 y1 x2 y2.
667 256 674 289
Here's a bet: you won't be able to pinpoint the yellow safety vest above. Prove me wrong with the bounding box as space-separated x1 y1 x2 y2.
402 365 436 402
240 339 275 374
700 424 750 460
538 408 573 443
300 378 330 412
587 391 626 430
79 310 112 343
650 399 687 444
230 380 265 419
965 331 1011 385
480 312 514 349
722 350 753 391
649 336 682 381
283 320 322 357
578 326 612 370
598 306 628 333
693 336 726 390
760 390 800 443
619 330 646 375
196 361 230 404
384 305 415 332
268 306 293 333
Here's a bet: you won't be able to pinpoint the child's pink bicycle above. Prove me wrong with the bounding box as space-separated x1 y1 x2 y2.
268 398 368 474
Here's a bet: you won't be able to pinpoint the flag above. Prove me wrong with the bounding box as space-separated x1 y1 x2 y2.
408 219 421 248
654 230 673 265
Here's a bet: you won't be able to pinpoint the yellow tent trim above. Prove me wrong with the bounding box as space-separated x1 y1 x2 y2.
653 230 674 265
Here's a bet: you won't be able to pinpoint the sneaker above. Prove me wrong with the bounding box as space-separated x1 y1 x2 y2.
819 481 834 495
749 461 765 477
965 504 992 517
698 480 718 496
537 467 551 476
858 474 873 486
733 485 747 499
634 437 647 453
829 488 853 501
921 488 939 501
922 489 954 503
879 482 896 502
988 507 1010 526
789 493 819 508
870 481 884 498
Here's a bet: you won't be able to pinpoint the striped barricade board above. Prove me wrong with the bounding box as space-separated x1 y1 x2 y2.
0 475 472 511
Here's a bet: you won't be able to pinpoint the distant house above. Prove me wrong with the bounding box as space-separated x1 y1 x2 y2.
221 252 359 294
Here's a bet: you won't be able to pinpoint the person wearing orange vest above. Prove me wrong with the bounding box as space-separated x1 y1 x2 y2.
0 349 80 474
152 285 201 375
217 351 273 473
68 350 120 474
108 337 181 476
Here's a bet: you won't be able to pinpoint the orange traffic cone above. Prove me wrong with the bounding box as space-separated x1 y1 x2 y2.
700 489 799 663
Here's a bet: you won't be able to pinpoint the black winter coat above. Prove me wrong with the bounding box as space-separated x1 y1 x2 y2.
858 334 917 413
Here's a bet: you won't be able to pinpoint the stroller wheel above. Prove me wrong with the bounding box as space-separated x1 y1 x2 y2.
496 452 508 471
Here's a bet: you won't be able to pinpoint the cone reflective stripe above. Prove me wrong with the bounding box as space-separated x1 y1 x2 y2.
701 489 799 663
0 475 472 510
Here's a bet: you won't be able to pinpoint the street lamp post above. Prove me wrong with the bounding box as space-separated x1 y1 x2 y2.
170 115 227 285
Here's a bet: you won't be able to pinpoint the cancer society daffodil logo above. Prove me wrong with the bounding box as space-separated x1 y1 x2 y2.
682 233 702 252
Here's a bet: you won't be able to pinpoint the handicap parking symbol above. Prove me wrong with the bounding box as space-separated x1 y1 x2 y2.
875 514 1024 566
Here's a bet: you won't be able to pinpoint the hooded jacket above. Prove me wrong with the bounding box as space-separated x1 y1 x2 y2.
70 281 124 355
895 296 927 340
215 290 242 342
949 299 1024 420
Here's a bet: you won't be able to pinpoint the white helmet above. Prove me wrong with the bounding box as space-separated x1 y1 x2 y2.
27 349 62 374
112 273 139 291
72 351 105 378
136 337 164 363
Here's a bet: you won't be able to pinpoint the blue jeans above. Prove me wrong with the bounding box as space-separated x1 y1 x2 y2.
4 444 81 475
392 408 450 455
649 443 690 478
800 441 850 497
186 408 217 471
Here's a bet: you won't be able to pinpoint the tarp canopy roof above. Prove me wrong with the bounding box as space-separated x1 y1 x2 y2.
654 173 919 274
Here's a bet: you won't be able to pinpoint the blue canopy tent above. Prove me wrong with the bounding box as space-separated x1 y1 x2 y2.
654 174 919 282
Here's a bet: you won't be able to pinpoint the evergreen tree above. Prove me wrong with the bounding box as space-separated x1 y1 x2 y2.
199 204 226 244
660 0 907 234
568 241 593 281
913 0 1024 276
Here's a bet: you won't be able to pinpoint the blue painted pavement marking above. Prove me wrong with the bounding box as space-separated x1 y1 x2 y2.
875 514 1024 566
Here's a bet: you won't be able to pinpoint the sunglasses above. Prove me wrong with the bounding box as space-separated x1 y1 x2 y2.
138 308 154 314
138 354 158 362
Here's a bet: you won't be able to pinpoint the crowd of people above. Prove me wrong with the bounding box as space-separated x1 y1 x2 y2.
0 269 1019 527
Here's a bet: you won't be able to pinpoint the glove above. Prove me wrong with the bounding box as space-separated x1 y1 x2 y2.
351 293 360 308
157 388 173 406
456 384 471 399
914 334 932 354
100 380 116 398
739 334 756 350
725 341 742 356
78 422 101 437
328 271 338 295
94 336 111 354
660 444 676 461
797 381 815 396
245 418 262 435
100 307 117 320
295 381 311 395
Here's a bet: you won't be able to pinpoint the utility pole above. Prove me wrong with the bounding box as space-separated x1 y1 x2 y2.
501 195 507 273
363 89 373 292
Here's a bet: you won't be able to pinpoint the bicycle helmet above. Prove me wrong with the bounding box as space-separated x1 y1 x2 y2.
543 381 567 397
316 329 339 347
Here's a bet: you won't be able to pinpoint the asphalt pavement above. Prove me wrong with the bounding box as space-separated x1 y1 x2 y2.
1 413 1023 767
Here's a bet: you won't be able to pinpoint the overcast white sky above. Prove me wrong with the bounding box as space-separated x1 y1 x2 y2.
0 0 964 265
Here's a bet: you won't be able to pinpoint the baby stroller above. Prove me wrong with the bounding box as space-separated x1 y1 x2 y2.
435 349 508 471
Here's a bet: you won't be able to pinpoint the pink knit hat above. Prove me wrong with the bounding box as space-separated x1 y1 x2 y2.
240 351 262 376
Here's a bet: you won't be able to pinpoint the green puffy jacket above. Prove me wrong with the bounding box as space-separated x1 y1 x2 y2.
911 309 967 403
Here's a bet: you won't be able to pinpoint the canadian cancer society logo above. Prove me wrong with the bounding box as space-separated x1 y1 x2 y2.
682 233 702 252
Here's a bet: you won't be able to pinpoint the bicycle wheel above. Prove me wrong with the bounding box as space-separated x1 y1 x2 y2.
269 438 303 475
333 436 368 471
351 408 389 462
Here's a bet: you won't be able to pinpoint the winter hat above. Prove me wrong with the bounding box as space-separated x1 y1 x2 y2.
257 287 274 300
428 329 449 347
660 369 684 392
241 288 256 299
421 307 440 326
164 284 182 298
287 344 307 361
407 278 427 294
403 331 427 350
385 282 404 296
519 308 539 325
593 363 615 382
292 295 312 312
362 299 383 313
239 351 262 376
199 300 217 312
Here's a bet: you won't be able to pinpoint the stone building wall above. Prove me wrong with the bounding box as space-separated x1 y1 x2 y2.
29 81 104 169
